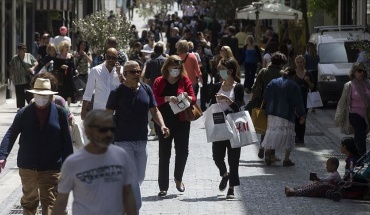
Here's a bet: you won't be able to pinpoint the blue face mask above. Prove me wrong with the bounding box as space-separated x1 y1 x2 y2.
219 70 229 80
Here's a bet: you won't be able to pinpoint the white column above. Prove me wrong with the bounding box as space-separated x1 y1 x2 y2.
12 0 16 54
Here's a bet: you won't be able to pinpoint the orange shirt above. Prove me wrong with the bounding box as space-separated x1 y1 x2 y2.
179 53 202 84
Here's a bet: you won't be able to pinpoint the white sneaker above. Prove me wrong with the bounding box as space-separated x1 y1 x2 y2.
149 128 156 136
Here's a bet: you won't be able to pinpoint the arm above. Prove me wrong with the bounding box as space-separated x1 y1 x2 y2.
142 65 151 85
59 108 73 161
193 56 202 83
84 52 93 64
51 193 69 215
81 69 96 120
334 82 350 126
152 77 166 106
150 107 170 138
122 185 137 215
183 77 196 105
304 72 314 90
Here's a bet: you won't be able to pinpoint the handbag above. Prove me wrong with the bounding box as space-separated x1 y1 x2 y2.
73 75 86 93
307 91 323 108
251 101 267 134
18 55 34 83
204 103 233 143
226 110 259 148
183 103 202 121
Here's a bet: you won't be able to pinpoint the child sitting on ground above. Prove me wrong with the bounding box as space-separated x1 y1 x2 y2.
285 157 341 197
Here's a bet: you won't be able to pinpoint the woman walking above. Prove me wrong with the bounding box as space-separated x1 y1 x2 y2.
262 67 306 166
335 62 370 155
152 55 196 197
294 55 314 144
209 57 244 199
241 35 262 94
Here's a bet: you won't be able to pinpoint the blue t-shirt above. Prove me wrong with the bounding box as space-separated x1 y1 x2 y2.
244 49 257 64
106 83 157 141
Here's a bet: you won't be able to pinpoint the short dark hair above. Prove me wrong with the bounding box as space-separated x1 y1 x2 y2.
327 157 339 170
154 43 164 54
341 137 359 156
271 52 287 65
17 43 26 49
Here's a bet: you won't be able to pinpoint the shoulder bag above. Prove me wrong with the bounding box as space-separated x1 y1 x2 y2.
251 100 267 134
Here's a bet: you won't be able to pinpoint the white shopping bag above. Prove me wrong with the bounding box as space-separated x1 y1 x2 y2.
169 93 190 114
204 103 234 143
226 111 259 148
71 120 88 151
307 91 323 108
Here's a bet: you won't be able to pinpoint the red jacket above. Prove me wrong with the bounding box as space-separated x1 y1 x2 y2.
152 76 196 121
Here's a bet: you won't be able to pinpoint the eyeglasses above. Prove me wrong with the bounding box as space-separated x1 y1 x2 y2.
357 70 366 73
90 125 115 133
106 55 118 61
19 48 27 51
173 60 183 65
126 69 142 75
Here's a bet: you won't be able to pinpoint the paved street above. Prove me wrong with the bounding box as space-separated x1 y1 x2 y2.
1 6 370 215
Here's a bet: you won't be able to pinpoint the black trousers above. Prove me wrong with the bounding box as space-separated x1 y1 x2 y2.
212 140 241 187
295 108 308 142
155 121 190 191
15 83 32 108
349 113 367 155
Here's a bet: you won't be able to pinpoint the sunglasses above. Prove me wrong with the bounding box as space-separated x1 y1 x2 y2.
173 60 183 65
106 55 118 61
357 70 366 73
126 69 142 75
90 125 115 133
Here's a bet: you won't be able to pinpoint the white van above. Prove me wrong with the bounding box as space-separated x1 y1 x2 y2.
309 26 370 105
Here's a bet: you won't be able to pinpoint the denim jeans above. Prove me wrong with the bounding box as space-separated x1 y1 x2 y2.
18 168 60 215
115 140 147 212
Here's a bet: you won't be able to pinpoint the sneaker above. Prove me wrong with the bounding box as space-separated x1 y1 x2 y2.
226 188 235 199
219 174 229 191
158 191 167 197
149 128 156 136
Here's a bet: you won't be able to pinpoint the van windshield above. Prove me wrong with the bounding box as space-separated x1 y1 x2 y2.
318 42 358 64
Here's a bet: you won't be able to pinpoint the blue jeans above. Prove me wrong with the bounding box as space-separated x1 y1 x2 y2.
115 140 147 212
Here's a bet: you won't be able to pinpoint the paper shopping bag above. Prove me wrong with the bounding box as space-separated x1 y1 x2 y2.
251 102 267 134
227 111 259 148
307 91 323 108
204 104 233 143
71 120 88 151
170 93 191 114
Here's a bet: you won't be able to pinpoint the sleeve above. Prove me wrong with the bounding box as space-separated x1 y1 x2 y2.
30 54 36 65
0 111 23 160
147 85 157 108
184 77 196 105
57 159 74 194
152 77 166 107
143 62 151 79
229 83 244 111
83 68 96 101
193 55 202 77
9 56 16 67
54 96 73 121
334 82 350 126
106 88 119 110
59 108 73 161
294 83 306 117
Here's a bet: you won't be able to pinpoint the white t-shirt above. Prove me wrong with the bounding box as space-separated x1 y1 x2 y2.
58 144 135 215
53 35 71 52
217 84 236 112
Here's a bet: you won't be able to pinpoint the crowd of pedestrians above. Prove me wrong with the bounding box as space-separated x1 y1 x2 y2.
0 0 370 214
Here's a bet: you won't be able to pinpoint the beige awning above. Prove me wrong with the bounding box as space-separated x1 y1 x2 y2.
35 0 72 11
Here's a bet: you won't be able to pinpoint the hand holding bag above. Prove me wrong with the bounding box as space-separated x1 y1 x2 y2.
251 101 267 134
169 93 190 114
71 120 88 151
204 103 233 143
307 91 323 108
227 110 259 148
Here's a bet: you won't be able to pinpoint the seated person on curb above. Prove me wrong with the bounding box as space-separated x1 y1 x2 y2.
285 157 341 197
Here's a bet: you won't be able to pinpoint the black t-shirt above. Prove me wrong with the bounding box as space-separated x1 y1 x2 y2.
158 79 180 125
144 55 167 86
38 45 48 59
168 35 181 55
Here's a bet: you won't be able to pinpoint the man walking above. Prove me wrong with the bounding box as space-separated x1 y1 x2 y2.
106 60 170 212
0 78 73 215
81 48 123 119
99 37 128 66
53 26 71 52
52 110 137 215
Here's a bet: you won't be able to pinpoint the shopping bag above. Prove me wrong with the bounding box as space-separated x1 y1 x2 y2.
71 120 88 151
227 111 259 148
251 101 267 134
204 103 233 143
169 93 190 114
307 91 323 108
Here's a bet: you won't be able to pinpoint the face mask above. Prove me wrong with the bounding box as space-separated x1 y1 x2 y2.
219 70 229 80
170 68 180 77
34 94 50 107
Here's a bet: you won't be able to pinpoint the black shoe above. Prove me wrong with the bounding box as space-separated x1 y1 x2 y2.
258 147 265 159
226 188 235 199
158 191 167 197
175 179 185 192
219 175 229 191
283 160 295 167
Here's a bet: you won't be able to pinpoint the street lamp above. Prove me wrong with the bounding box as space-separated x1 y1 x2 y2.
253 2 264 46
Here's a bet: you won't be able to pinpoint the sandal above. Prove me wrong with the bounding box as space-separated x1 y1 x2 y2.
283 160 295 167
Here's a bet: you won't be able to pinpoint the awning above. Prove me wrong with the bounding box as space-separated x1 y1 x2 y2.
35 0 72 11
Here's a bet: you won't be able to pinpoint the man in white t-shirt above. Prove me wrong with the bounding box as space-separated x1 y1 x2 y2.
53 26 71 53
52 110 137 215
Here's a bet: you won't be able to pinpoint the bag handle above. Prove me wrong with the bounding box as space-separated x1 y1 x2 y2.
260 100 265 109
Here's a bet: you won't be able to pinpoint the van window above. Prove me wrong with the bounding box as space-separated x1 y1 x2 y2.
318 42 358 64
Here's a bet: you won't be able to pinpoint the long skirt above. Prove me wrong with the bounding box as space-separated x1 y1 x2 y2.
261 115 295 150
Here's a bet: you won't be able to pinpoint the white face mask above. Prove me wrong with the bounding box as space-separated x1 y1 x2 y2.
219 70 229 80
34 94 50 107
170 68 180 77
